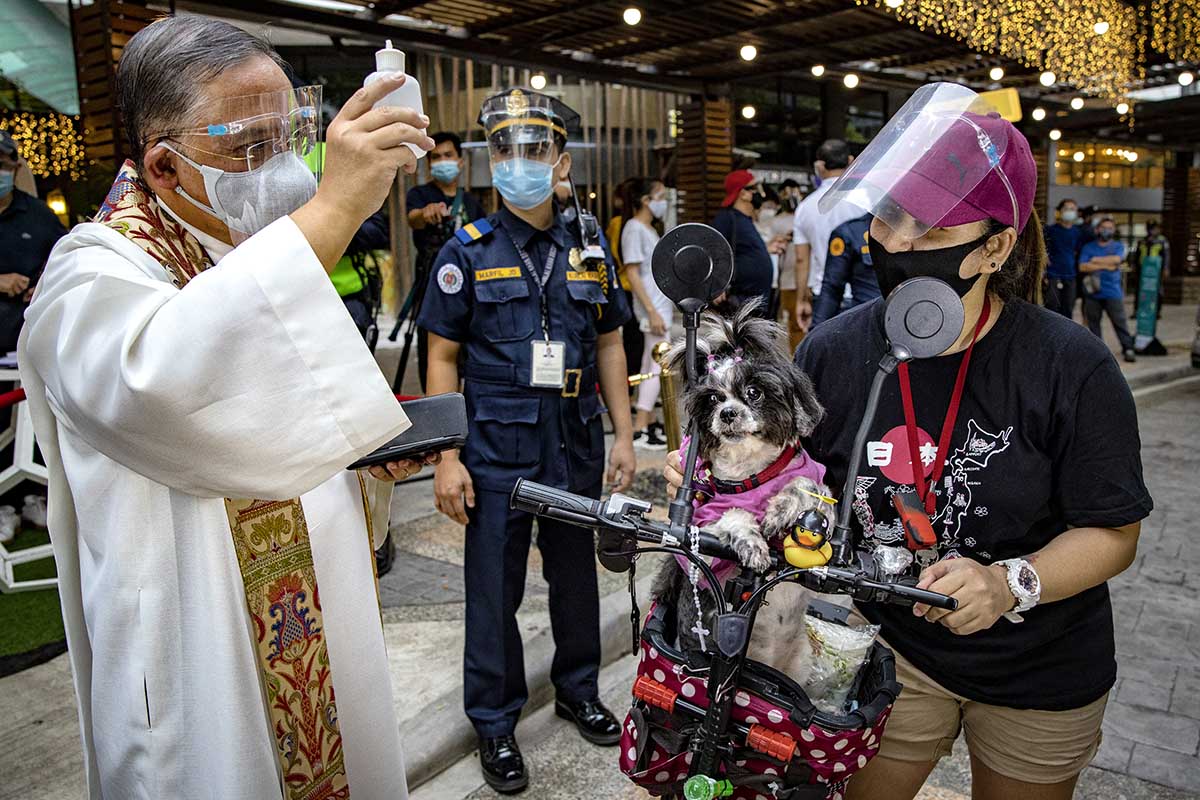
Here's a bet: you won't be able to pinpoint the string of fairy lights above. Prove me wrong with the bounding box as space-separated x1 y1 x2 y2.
856 0 1200 112
0 112 86 180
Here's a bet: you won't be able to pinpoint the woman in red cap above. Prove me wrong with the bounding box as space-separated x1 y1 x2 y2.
669 84 1151 799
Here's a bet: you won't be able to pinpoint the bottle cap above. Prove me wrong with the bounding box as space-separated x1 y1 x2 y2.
375 39 405 73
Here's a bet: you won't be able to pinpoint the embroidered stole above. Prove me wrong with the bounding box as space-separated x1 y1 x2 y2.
95 161 365 800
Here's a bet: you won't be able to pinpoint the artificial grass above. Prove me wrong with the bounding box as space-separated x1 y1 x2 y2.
0 527 66 673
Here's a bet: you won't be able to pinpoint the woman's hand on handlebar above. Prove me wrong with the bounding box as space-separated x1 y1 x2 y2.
664 449 684 496
912 557 1014 635
434 453 475 525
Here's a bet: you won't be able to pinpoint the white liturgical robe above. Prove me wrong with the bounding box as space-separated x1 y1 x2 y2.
19 216 412 799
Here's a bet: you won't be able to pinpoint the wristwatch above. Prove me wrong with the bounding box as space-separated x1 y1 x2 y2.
994 558 1041 623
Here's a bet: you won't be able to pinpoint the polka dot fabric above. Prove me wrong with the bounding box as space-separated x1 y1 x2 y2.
618 611 894 799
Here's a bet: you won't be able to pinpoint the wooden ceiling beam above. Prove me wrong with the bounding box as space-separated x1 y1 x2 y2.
468 0 625 37
178 0 706 93
592 0 854 60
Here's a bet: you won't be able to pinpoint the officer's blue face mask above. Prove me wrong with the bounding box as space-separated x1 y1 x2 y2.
431 160 460 184
0 170 13 198
492 156 561 210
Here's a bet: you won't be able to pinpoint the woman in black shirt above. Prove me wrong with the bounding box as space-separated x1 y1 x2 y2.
668 85 1151 799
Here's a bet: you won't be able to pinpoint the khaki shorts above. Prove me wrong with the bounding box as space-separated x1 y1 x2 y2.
878 644 1108 784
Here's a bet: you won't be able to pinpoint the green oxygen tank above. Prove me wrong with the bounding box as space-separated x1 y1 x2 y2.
683 774 735 800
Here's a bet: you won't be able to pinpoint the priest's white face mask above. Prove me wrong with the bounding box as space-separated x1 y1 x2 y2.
151 85 322 245
162 143 317 244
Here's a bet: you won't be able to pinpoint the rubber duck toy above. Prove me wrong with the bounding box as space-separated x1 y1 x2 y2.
783 508 834 568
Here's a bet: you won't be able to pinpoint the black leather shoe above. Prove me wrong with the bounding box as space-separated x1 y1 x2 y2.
555 698 622 746
374 532 395 578
479 734 528 794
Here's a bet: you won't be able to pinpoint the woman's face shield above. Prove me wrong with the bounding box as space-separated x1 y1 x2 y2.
818 83 1018 239
154 85 322 179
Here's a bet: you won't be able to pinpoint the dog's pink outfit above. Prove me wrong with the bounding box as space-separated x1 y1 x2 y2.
676 436 827 585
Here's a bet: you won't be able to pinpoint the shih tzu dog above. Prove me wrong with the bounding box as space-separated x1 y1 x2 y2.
651 302 836 680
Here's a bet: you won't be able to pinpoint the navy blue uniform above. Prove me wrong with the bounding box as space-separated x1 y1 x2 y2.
812 214 881 327
711 206 773 315
417 205 630 737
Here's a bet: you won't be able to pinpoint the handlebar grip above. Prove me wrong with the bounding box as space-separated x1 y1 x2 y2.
889 582 958 611
510 479 603 517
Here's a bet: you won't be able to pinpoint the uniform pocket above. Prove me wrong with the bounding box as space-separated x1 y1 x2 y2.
565 278 608 342
474 278 535 342
473 395 541 466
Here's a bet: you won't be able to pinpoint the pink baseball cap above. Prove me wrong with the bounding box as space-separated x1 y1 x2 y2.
886 112 1036 232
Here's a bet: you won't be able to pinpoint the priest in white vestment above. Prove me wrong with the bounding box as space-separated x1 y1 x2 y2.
18 16 436 800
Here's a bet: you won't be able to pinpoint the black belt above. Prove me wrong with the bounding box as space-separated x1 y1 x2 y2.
464 361 598 398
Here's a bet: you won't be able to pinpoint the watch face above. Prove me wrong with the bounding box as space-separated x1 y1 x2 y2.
1017 564 1038 593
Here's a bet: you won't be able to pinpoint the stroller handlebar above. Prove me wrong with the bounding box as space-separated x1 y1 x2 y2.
510 479 957 611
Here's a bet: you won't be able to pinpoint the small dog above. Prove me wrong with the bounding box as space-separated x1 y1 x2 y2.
651 302 836 682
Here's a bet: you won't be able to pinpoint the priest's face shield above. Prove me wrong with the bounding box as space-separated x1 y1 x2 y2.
152 85 323 181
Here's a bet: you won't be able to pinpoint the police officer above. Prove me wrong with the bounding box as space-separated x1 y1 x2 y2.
811 212 881 327
417 89 636 794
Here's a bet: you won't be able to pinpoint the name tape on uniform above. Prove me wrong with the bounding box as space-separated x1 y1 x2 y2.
475 267 522 282
566 271 601 282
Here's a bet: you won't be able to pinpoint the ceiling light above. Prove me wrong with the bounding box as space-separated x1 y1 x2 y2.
1073 151 1085 162
1179 71 1194 86
530 73 547 90
1127 151 1138 162
1058 148 1068 156
1116 102 1130 115
1093 20 1110 35
989 66 1004 81
885 0 904 7
622 6 641 25
843 73 860 89
741 105 756 120
1040 71 1056 86
1104 148 1112 155
1031 107 1047 121
1070 97 1085 110
811 64 825 77
283 0 364 11
588 191 597 199
740 45 758 62
1049 129 1062 140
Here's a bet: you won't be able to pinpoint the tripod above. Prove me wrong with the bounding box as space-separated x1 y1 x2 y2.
388 256 432 393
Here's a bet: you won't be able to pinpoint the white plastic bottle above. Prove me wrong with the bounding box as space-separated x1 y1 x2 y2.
365 40 426 159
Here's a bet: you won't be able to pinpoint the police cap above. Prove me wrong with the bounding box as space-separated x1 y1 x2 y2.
478 88 580 149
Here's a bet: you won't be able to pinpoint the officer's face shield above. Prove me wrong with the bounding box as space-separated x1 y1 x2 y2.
153 85 323 180
817 83 1018 241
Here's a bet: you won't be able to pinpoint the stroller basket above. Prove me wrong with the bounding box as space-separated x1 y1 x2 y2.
618 602 901 799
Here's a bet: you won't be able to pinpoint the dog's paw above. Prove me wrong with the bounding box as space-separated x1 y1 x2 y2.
763 476 835 539
732 533 772 573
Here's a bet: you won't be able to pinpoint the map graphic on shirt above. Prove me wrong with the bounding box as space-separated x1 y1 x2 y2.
860 419 1013 562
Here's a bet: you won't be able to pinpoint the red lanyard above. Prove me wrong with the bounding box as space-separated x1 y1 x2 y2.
896 297 991 517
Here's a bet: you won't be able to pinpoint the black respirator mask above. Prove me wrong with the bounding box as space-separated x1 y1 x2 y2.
868 230 995 298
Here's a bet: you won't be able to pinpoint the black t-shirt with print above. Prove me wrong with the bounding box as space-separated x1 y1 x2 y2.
794 298 1153 710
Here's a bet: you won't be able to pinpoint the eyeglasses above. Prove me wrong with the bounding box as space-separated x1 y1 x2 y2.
149 105 319 167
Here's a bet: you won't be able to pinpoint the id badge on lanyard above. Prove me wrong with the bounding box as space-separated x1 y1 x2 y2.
509 231 567 388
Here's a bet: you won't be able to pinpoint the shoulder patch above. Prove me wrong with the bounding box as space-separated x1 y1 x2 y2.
436 263 465 294
829 236 845 257
455 218 493 245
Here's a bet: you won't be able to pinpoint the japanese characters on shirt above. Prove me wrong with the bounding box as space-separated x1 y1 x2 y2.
860 419 1014 565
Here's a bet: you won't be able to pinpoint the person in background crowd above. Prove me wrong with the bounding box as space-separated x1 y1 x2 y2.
607 179 644 378
1042 198 1084 318
793 139 859 333
619 177 671 450
811 212 880 327
419 89 635 794
775 178 803 350
406 132 485 389
1080 216 1137 362
0 131 66 354
712 169 774 316
1134 220 1170 320
754 185 789 318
